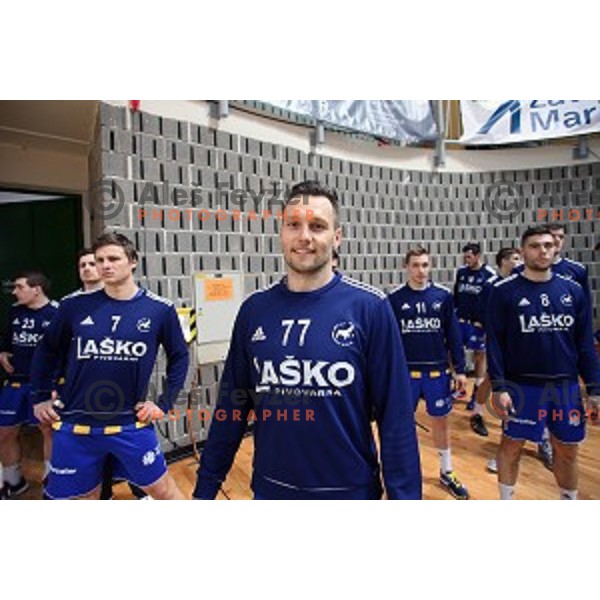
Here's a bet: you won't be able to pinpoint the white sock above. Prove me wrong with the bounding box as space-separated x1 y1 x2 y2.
542 428 550 441
44 461 51 478
560 488 577 500
474 403 484 416
438 448 452 473
4 464 22 486
499 483 515 500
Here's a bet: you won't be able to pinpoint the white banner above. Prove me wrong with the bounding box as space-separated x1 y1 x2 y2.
261 100 437 144
460 100 600 145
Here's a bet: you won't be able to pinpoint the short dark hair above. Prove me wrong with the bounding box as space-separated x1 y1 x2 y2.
92 232 138 262
595 240 600 252
332 248 340 272
405 246 429 265
521 226 553 246
14 270 51 296
285 180 340 227
77 247 94 262
462 242 481 255
548 223 566 234
495 247 519 268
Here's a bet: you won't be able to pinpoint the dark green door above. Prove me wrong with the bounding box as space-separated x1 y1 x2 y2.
0 194 83 350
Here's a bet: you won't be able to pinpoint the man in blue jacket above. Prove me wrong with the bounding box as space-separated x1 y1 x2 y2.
389 248 468 499
487 226 600 499
194 181 422 500
30 233 189 499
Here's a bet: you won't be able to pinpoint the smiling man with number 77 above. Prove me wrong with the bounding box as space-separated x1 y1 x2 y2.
193 181 422 500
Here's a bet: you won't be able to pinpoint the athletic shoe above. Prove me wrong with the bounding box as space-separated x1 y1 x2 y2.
486 458 498 473
6 477 29 498
537 440 553 471
440 471 469 499
470 414 489 436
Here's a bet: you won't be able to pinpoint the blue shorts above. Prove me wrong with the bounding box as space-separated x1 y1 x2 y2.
0 382 38 426
502 381 586 444
459 321 485 351
410 370 453 417
46 423 167 499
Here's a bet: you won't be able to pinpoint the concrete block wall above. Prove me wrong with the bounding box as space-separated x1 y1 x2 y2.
92 102 600 452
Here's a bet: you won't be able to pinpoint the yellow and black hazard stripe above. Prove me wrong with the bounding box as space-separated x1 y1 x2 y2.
188 311 197 343
176 307 197 344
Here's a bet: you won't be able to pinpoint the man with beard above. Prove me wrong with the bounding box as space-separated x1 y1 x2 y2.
193 181 421 500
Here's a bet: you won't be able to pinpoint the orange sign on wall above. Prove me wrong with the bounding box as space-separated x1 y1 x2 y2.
204 278 234 302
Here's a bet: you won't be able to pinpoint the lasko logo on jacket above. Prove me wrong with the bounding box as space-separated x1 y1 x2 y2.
76 337 149 360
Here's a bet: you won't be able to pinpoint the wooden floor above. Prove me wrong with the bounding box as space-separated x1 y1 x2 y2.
13 387 600 500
